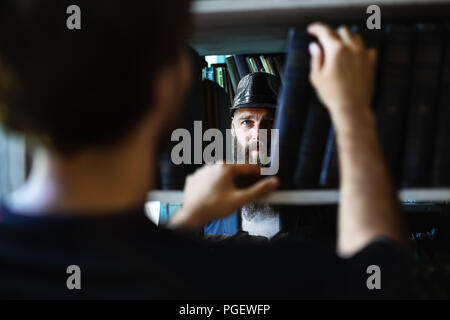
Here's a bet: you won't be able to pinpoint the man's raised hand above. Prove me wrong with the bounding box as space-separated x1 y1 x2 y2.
168 164 279 229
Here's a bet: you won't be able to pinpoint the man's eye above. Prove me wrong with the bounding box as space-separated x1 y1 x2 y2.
241 120 253 126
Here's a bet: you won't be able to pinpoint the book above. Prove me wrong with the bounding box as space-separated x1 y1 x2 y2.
272 55 286 80
267 56 280 78
375 25 414 185
264 56 275 75
234 54 251 79
225 56 239 92
319 127 339 188
205 66 215 82
294 93 331 188
272 28 313 189
431 27 450 186
254 56 264 72
260 55 270 74
248 56 259 72
211 63 226 88
402 24 443 187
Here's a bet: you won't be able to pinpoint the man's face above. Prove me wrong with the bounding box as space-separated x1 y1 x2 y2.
231 108 274 165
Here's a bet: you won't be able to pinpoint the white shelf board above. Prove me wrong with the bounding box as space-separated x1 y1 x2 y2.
193 0 450 13
189 0 450 55
148 189 450 205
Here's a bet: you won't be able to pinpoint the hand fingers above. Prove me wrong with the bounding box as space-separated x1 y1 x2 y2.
234 177 279 206
309 42 323 74
337 26 364 49
307 22 341 53
225 164 261 176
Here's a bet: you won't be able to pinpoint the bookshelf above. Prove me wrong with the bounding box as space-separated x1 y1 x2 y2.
148 189 450 205
154 0 450 206
190 0 450 55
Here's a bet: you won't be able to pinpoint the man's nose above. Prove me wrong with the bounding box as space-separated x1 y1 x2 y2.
251 123 261 141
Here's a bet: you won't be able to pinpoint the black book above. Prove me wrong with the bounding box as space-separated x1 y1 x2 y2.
376 25 414 185
319 26 384 188
431 28 450 186
402 24 444 187
233 54 251 80
295 93 331 188
272 28 313 189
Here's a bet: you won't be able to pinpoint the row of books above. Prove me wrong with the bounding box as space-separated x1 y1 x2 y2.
201 54 285 104
225 54 285 86
202 64 234 107
159 23 450 190
277 23 450 189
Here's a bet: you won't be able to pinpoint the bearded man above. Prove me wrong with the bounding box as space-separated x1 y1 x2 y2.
203 72 288 239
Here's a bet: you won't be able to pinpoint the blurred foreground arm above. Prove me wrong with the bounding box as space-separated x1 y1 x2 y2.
307 23 405 257
167 164 279 230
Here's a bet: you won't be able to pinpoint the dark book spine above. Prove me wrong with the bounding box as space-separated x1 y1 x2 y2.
267 56 281 79
234 54 250 79
294 93 331 188
319 127 339 188
318 26 385 189
225 56 239 92
376 25 414 186
272 29 312 189
254 56 264 72
402 24 444 187
431 29 450 186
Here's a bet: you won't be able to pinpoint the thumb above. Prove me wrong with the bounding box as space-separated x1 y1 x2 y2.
233 177 279 206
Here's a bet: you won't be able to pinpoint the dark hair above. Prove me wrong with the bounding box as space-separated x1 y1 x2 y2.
0 0 192 154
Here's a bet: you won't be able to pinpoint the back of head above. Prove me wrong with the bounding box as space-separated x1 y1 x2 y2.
0 0 192 154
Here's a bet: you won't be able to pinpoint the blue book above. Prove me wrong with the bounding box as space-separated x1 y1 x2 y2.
295 93 331 188
272 28 313 189
233 54 251 79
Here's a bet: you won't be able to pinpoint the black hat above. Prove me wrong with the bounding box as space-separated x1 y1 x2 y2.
230 72 281 116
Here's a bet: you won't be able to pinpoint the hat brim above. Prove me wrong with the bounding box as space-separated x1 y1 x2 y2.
229 102 277 114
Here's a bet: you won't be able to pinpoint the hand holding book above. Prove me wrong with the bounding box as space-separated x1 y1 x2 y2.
307 22 403 256
307 23 377 124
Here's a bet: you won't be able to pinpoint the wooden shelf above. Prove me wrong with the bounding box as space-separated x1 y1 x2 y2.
148 189 450 205
189 0 450 55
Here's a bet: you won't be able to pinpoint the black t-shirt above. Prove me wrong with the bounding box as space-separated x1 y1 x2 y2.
0 202 414 299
